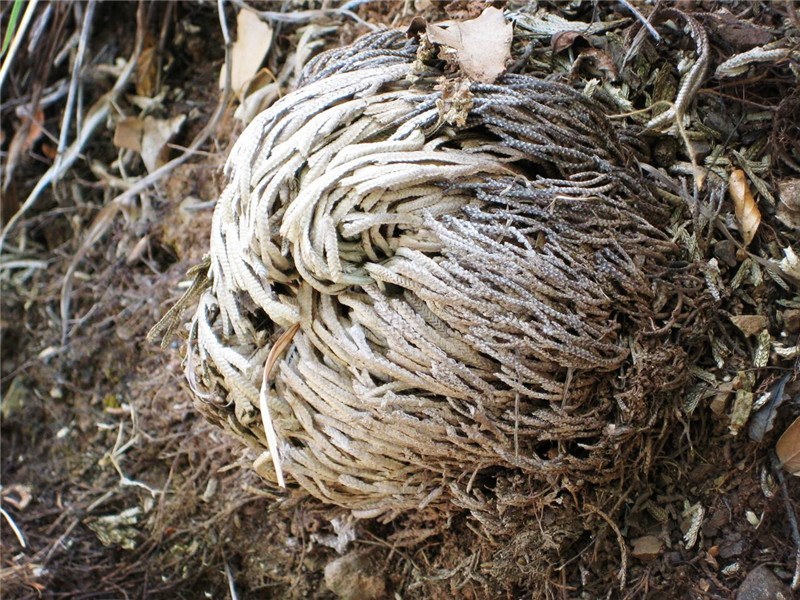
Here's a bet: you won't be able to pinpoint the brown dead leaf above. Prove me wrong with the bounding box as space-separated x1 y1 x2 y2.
221 10 274 98
552 31 586 54
776 416 800 476
113 117 144 153
140 115 186 173
783 308 800 334
426 7 512 84
729 169 761 247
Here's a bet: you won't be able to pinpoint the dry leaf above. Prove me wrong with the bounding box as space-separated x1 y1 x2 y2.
729 169 761 246
140 115 186 173
234 82 279 124
113 117 144 152
426 7 512 84
221 10 274 98
776 416 800 476
551 31 586 54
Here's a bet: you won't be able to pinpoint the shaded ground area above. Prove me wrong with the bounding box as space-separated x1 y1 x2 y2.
1 1 799 598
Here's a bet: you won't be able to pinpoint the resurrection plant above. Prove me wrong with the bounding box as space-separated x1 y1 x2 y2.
141 17 724 590
172 24 704 526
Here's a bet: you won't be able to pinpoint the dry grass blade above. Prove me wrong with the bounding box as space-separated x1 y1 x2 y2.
259 322 300 489
0 506 27 548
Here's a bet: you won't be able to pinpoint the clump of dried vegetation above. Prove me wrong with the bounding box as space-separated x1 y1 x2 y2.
1 1 799 599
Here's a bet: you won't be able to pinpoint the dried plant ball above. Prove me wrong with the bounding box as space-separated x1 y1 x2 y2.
187 30 690 519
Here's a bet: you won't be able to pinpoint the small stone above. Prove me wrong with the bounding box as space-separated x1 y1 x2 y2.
730 315 768 337
736 565 789 600
714 239 739 267
324 551 387 600
631 535 663 561
665 551 683 565
719 534 744 559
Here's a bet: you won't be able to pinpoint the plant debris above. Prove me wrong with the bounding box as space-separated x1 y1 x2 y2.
2 1 799 598
777 417 800 476
426 7 512 83
729 169 762 247
222 8 273 99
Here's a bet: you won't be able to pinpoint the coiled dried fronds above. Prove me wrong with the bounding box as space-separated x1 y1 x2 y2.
188 30 688 519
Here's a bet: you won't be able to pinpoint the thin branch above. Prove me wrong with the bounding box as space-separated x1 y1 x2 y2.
228 0 379 31
58 0 235 343
618 0 660 43
0 506 27 548
0 1 144 251
55 0 96 163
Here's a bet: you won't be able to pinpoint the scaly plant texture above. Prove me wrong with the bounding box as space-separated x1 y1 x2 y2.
184 31 709 588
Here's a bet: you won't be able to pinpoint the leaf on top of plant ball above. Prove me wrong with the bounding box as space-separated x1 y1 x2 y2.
427 7 512 84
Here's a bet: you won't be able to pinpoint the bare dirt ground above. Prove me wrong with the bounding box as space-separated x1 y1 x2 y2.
1 1 799 599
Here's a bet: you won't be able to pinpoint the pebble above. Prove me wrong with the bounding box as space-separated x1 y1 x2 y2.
736 565 790 600
324 551 387 600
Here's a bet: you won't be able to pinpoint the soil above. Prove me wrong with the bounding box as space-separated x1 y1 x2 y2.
1 1 798 599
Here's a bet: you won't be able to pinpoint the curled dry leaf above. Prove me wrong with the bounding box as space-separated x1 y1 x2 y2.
776 416 800 476
729 169 761 247
426 7 512 84
113 115 186 174
551 31 586 53
221 10 274 98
